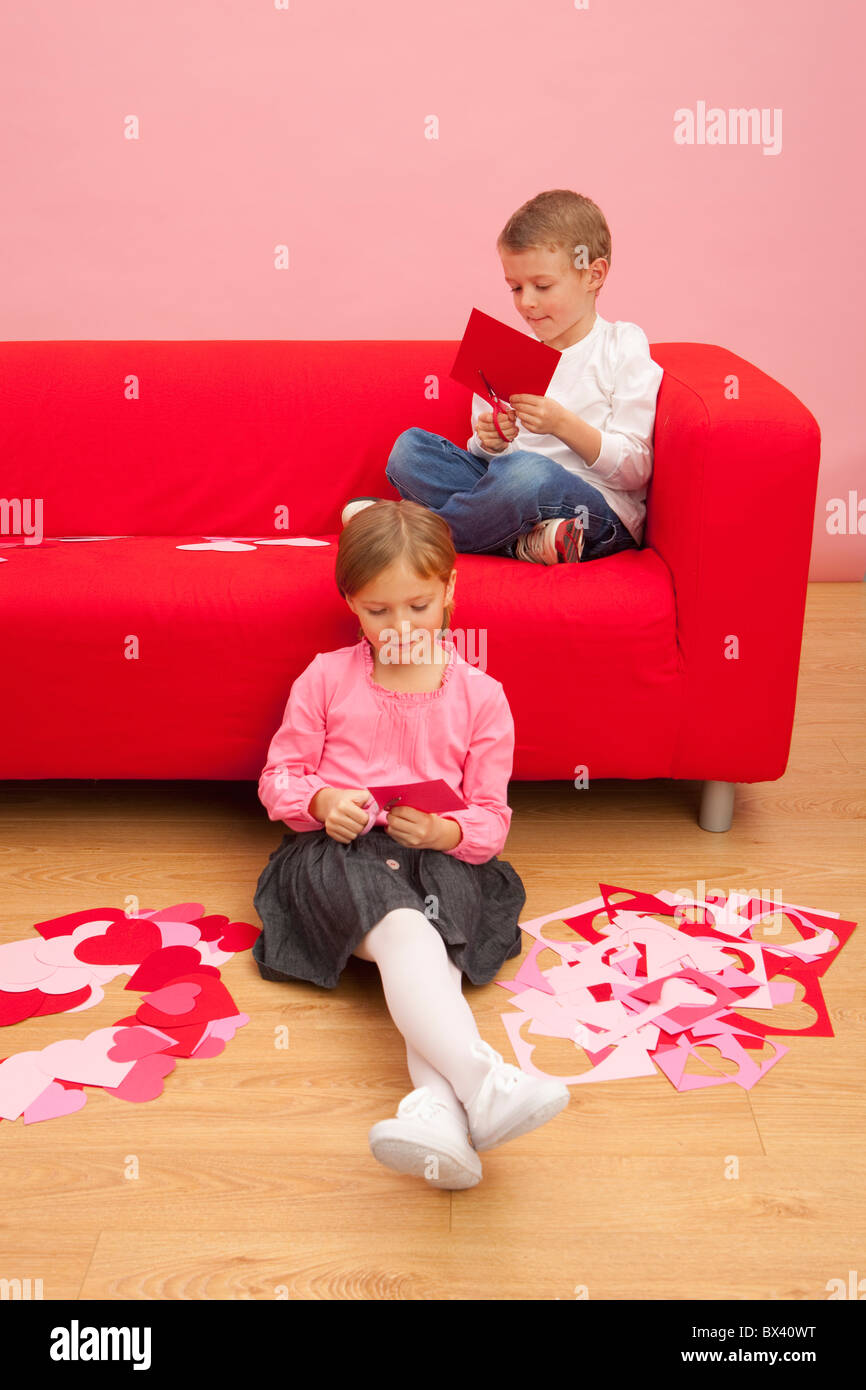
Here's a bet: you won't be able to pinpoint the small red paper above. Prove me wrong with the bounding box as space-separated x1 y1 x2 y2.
366 779 467 815
449 307 560 406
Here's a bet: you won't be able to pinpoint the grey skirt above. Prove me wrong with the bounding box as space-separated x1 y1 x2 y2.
252 825 526 990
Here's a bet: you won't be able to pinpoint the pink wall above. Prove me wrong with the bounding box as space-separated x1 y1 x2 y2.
3 1 863 578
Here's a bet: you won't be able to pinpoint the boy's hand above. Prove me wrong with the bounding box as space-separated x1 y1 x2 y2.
476 406 519 453
508 395 565 436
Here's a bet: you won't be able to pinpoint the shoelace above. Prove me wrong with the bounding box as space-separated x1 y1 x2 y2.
472 1045 521 1100
398 1088 449 1123
490 1066 520 1096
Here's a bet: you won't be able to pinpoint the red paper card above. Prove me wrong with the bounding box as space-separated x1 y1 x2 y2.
449 307 560 405
366 779 467 814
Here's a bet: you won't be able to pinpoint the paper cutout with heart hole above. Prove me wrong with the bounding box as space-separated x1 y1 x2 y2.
496 884 854 1092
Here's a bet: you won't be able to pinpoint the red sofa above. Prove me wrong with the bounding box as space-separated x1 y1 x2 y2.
0 339 820 830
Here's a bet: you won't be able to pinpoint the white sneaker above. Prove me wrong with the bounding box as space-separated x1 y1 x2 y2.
464 1040 570 1151
368 1087 482 1189
341 497 384 527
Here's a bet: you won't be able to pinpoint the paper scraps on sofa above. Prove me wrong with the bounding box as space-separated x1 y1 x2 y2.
176 536 331 551
497 884 856 1091
0 902 260 1125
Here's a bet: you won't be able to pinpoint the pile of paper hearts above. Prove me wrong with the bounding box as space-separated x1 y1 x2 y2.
498 883 856 1091
0 903 260 1125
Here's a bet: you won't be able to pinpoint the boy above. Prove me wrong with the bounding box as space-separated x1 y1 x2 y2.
343 189 664 565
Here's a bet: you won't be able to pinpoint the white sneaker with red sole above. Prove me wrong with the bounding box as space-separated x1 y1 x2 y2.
514 517 585 564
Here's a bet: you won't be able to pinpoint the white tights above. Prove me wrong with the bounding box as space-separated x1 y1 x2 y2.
352 908 494 1128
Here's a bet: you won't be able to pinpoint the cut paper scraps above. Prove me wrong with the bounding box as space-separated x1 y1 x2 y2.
498 885 856 1092
176 536 331 551
0 903 260 1125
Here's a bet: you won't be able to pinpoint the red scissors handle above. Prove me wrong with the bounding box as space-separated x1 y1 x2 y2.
478 369 513 442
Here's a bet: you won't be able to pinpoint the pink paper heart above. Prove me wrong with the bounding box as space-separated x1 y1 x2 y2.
103 1053 176 1103
658 977 717 1008
23 1080 88 1124
0 939 57 985
106 1026 177 1062
156 923 204 948
34 934 95 968
37 1029 137 1087
0 1052 58 1120
206 1012 250 1042
139 982 201 1016
137 903 205 923
190 1036 226 1059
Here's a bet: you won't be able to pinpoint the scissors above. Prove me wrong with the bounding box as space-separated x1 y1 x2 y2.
478 369 516 442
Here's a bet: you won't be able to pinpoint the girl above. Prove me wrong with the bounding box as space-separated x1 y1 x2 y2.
252 499 570 1190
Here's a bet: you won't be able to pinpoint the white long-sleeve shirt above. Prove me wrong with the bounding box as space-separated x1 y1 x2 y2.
466 312 664 545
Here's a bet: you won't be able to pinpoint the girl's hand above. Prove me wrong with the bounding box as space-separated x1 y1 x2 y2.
476 407 519 453
385 804 440 849
312 786 373 843
508 395 565 435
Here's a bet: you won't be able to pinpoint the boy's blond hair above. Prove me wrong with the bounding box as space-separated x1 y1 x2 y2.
497 189 611 289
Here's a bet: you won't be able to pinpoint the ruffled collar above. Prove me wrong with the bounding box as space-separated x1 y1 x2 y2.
360 632 456 703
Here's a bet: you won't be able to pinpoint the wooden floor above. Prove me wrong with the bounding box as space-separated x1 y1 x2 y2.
1 583 863 1302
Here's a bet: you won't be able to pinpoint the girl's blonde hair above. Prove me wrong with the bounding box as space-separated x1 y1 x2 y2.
497 188 611 285
335 499 457 639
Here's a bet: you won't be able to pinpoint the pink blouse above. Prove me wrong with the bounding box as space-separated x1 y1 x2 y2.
257 634 516 865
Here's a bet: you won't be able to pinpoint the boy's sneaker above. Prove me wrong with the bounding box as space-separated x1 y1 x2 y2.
463 1040 571 1151
368 1086 482 1189
514 517 584 564
341 497 386 527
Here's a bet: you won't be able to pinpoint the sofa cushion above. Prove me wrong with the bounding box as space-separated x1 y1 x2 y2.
0 534 679 780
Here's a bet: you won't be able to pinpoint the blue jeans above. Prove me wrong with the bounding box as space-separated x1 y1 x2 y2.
385 428 639 560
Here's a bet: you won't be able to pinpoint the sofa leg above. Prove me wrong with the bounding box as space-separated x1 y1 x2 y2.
698 780 735 832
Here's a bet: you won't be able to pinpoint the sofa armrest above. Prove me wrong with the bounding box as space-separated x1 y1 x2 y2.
646 343 821 782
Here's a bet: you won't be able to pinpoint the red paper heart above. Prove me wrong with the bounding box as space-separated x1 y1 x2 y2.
0 989 45 1026
32 985 93 1017
136 972 237 1029
33 908 128 941
152 1021 211 1058
189 915 230 942
217 921 260 952
125 946 219 993
73 919 162 966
